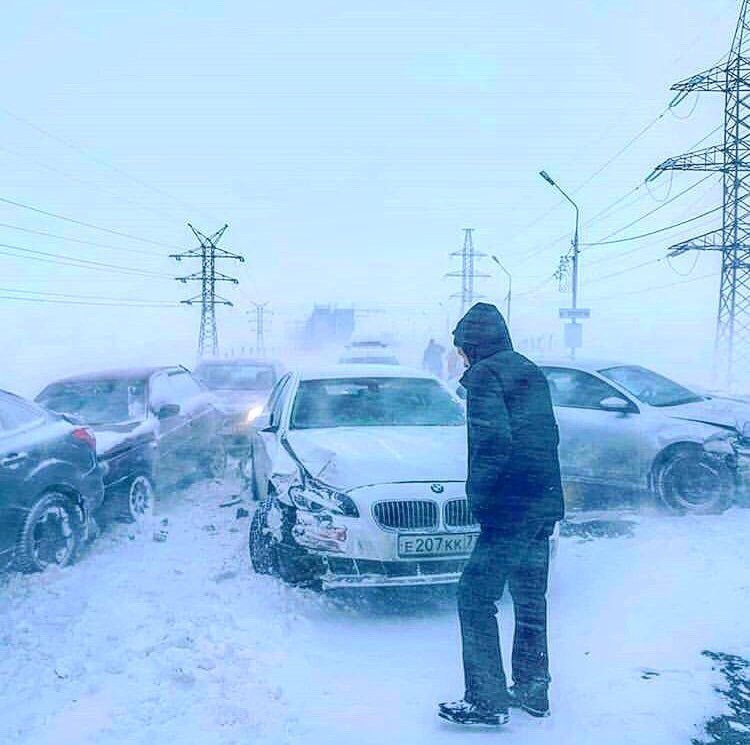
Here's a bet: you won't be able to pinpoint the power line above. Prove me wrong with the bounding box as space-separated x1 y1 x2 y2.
0 195 183 251
0 286 178 303
585 271 719 302
0 221 164 257
581 205 722 247
0 295 179 308
0 243 174 278
0 105 219 224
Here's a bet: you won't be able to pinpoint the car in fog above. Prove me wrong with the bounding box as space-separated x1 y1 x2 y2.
0 390 104 572
339 339 400 365
194 357 281 452
36 367 226 522
539 360 750 513
248 365 472 589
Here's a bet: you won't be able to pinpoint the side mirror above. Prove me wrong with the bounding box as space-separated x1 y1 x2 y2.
252 412 274 432
599 396 631 413
455 385 467 401
156 403 181 419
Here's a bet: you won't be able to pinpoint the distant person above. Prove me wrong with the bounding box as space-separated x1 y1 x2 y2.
422 338 445 378
438 302 564 728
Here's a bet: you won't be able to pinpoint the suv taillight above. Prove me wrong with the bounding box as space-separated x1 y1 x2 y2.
72 427 96 451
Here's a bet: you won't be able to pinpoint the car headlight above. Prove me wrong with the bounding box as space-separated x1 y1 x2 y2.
288 476 359 517
246 405 263 424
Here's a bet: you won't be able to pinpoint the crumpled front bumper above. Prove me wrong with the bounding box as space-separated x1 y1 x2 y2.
278 481 478 590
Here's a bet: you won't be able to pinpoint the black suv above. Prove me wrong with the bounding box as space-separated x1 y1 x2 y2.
36 367 225 522
0 389 104 572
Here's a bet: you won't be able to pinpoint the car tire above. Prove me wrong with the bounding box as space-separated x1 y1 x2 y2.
123 473 156 525
653 444 734 515
205 438 227 480
249 501 278 575
15 491 83 573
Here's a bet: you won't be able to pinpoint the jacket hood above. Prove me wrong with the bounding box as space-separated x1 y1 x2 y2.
452 302 513 363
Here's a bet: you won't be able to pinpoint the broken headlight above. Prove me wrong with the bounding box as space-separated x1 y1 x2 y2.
288 475 359 517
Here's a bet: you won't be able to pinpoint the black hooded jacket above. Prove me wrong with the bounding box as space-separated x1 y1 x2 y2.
453 303 564 529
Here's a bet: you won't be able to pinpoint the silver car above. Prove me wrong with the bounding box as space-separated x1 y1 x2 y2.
538 360 750 513
247 365 473 590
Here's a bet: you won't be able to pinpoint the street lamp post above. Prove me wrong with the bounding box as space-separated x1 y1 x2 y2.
539 170 587 359
490 255 512 324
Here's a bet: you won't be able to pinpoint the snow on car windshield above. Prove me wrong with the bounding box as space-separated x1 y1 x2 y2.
195 363 276 391
291 377 465 429
37 379 147 424
599 365 704 407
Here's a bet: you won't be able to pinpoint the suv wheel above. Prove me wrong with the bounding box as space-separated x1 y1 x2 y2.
125 474 156 524
16 491 82 572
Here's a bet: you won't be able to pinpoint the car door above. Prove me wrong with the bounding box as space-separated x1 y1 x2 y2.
148 371 191 485
166 371 217 465
0 393 48 566
541 367 643 488
252 374 292 500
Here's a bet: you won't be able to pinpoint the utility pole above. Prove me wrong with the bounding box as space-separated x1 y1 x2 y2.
539 170 588 359
248 301 271 358
447 228 489 316
490 255 512 324
171 224 244 360
652 0 750 389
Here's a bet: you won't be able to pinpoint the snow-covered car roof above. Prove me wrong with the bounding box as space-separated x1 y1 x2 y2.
298 364 434 381
46 366 176 384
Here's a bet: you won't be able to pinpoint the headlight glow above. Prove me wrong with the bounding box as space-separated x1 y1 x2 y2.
246 405 263 424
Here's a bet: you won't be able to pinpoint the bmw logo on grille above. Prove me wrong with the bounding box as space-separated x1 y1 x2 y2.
430 483 445 494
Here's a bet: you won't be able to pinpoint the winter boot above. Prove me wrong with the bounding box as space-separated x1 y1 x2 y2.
508 681 550 717
438 700 510 727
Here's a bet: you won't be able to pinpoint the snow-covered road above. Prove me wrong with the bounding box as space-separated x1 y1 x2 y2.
2 477 749 745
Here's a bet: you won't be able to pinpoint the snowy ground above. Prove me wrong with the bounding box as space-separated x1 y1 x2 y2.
2 475 750 745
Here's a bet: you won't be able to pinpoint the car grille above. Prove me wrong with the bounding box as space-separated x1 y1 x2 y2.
444 499 478 528
372 500 438 531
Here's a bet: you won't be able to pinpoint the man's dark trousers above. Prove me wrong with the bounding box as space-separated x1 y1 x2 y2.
458 519 551 712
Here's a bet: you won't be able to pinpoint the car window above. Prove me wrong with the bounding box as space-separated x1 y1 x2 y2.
599 365 703 407
36 379 147 425
542 368 627 411
168 372 203 404
0 393 45 433
195 363 277 391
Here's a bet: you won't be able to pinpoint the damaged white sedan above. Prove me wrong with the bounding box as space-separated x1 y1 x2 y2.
247 365 472 589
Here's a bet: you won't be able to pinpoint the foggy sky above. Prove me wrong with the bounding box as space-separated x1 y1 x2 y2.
0 0 738 395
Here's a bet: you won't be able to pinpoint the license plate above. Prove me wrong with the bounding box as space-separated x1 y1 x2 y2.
398 533 478 558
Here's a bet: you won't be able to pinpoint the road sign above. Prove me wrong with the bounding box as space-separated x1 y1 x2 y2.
564 321 583 350
559 308 591 320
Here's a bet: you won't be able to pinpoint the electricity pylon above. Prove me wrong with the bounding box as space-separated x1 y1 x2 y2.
248 301 271 357
654 0 750 388
447 228 489 315
171 224 244 359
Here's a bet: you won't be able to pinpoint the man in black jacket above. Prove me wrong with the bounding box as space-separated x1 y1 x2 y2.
438 302 564 728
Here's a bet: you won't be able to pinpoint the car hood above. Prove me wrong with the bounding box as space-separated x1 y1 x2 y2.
209 389 268 414
285 426 467 491
665 397 750 431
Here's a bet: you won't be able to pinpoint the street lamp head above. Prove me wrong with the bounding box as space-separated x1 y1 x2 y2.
539 170 556 186
491 255 501 265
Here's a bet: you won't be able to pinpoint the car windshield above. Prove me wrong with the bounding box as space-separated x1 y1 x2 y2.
36 379 147 424
291 377 465 429
339 356 400 365
599 365 704 407
195 363 276 391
